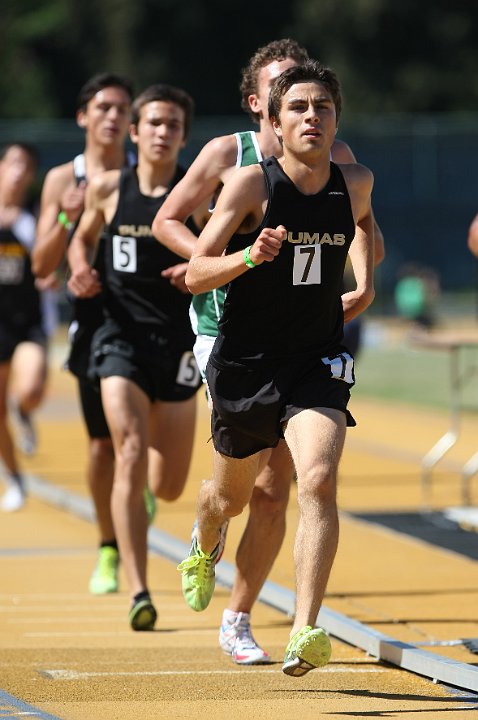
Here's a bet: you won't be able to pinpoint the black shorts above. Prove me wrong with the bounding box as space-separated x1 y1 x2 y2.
66 320 98 379
77 376 110 439
89 320 202 403
0 323 47 363
206 345 356 459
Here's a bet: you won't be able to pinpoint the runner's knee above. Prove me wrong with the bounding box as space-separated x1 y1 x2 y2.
297 465 337 504
249 483 289 519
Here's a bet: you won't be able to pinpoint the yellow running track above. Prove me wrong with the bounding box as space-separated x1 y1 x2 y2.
1 330 478 719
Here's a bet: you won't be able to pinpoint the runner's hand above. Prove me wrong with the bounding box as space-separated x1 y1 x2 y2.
161 262 190 294
67 266 101 298
60 181 87 225
248 225 287 265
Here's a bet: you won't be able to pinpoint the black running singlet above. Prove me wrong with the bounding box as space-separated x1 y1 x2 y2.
68 152 137 329
0 212 40 330
219 157 356 359
102 166 195 339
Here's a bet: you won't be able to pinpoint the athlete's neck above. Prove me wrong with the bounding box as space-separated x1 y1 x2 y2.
82 141 127 178
256 123 284 160
280 152 331 196
0 203 22 228
0 190 24 210
136 157 178 197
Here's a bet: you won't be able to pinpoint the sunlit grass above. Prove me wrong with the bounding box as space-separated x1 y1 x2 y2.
354 319 478 412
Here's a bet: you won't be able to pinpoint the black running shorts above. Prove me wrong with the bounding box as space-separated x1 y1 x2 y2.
66 320 98 379
78 376 110 439
206 344 356 459
0 323 47 363
89 320 202 403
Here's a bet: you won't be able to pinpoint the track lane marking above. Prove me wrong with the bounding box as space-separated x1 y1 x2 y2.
39 667 387 680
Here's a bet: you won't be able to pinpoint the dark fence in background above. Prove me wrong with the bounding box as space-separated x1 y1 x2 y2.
1 113 476 306
337 113 478 303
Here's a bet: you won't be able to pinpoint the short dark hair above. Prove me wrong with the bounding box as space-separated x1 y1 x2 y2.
239 39 309 123
131 84 195 140
0 141 39 167
268 60 342 124
76 72 134 111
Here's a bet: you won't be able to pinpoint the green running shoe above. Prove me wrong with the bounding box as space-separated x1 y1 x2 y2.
177 538 218 612
144 486 157 526
128 595 158 631
89 546 119 595
282 625 331 677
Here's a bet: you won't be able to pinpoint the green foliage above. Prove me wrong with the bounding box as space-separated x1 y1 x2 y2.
291 0 478 115
0 0 477 118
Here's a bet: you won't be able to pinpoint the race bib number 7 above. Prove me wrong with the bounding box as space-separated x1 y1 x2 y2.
293 245 321 285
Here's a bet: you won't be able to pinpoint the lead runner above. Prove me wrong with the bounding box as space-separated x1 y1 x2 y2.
178 60 375 676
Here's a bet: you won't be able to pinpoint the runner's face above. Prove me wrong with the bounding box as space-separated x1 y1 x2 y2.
251 58 298 120
0 146 35 198
80 86 131 147
132 101 186 163
273 81 337 156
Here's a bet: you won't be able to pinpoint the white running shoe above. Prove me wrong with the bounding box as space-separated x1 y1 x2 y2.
191 518 229 563
1 483 25 512
219 611 271 665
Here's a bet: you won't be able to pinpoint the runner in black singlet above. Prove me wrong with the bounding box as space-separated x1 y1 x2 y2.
179 61 375 678
32 73 135 594
67 84 202 631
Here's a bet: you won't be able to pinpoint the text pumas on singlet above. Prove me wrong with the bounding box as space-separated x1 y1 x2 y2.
102 165 194 339
218 156 356 360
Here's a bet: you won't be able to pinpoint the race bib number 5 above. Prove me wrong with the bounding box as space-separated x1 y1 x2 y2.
112 235 137 273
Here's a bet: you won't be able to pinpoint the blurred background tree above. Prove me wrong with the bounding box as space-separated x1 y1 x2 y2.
292 0 478 114
1 0 477 300
1 0 477 118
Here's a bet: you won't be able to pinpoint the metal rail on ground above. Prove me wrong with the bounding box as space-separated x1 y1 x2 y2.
25 473 478 693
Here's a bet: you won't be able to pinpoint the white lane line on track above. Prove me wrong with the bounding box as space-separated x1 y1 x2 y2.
24 632 148 637
0 548 92 558
0 604 120 612
1 604 193 615
40 668 387 680
23 628 230 637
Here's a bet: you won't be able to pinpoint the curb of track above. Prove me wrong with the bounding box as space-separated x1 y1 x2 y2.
24 472 478 694
0 688 64 720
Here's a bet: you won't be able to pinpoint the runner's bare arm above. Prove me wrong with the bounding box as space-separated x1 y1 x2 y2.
468 214 478 257
152 134 239 259
332 139 385 265
186 165 285 294
340 164 375 322
66 174 116 299
32 163 86 278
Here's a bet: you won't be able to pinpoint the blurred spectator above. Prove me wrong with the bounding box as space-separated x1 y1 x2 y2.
394 262 440 331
